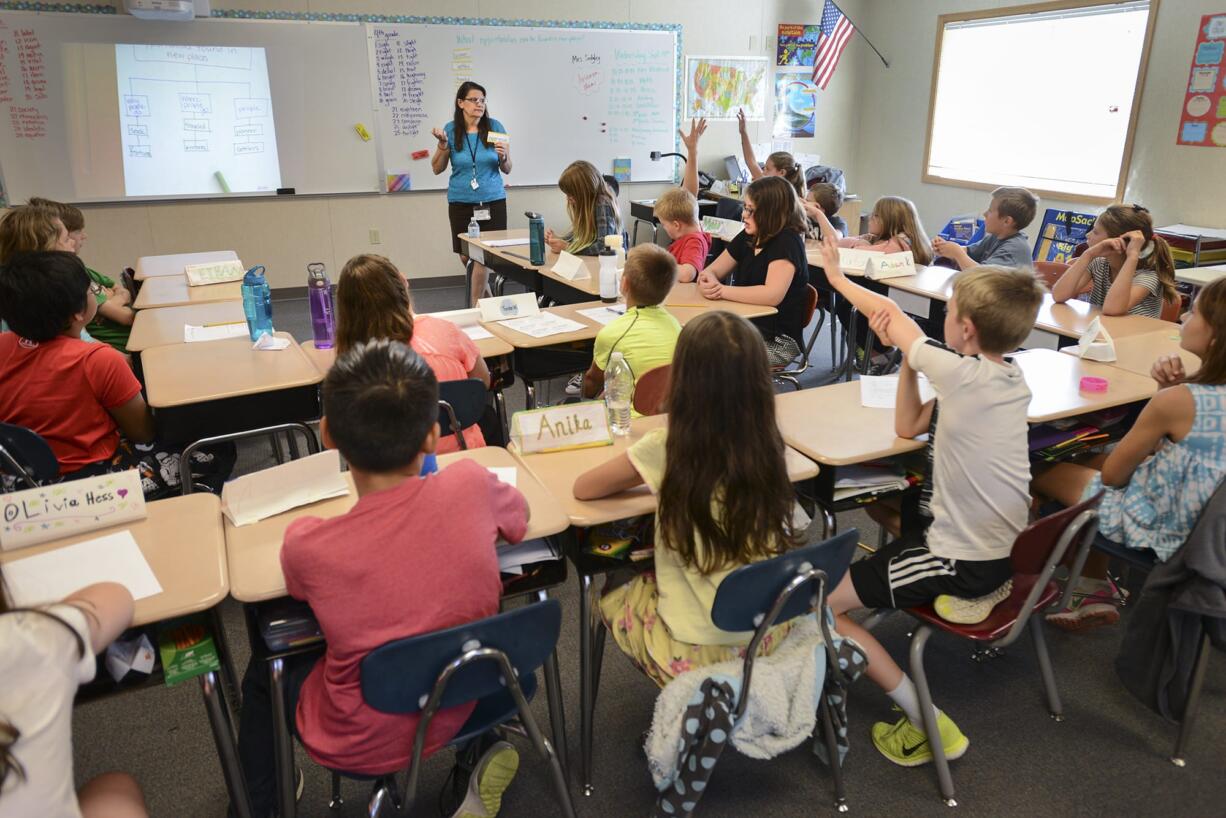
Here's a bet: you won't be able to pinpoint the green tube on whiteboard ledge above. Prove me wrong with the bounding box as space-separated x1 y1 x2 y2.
215 171 231 193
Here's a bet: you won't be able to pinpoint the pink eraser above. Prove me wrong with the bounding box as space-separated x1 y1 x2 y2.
1080 376 1109 393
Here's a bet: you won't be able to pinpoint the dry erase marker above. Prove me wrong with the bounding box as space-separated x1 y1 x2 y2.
354 123 372 142
215 171 231 193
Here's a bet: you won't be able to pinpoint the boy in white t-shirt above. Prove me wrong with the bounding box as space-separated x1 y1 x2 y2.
813 232 1045 768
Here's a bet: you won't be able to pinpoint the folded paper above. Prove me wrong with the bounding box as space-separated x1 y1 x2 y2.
1076 316 1117 362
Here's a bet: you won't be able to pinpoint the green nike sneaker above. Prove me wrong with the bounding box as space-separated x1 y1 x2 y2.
871 712 969 767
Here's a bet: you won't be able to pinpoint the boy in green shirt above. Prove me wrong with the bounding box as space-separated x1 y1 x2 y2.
582 243 681 405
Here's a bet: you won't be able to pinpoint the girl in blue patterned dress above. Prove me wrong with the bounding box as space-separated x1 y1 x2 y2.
1035 276 1226 631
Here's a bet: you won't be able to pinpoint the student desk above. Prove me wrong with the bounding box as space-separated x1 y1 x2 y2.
299 336 514 370
460 229 603 305
1176 263 1226 291
141 332 322 442
1026 297 1171 350
509 413 818 794
132 276 243 310
134 250 239 281
0 494 254 818
1013 348 1157 423
127 302 247 353
661 282 778 324
1075 328 1202 379
221 447 570 818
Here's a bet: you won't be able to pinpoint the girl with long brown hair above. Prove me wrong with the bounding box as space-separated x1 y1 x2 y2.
573 311 804 685
1052 203 1178 318
1036 276 1226 631
334 254 490 452
838 195 934 266
544 160 622 256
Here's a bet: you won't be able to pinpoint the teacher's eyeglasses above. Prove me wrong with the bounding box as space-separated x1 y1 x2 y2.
464 97 486 106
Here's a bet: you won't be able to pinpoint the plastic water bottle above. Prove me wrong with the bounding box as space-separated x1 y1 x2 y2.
604 351 634 436
604 233 626 268
599 248 618 303
419 453 438 476
526 210 546 265
467 215 481 240
306 262 335 349
240 265 274 341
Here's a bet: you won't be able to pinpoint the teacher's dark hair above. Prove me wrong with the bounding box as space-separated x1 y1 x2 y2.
451 81 491 151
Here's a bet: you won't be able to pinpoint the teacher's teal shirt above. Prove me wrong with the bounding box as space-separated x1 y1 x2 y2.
444 118 506 204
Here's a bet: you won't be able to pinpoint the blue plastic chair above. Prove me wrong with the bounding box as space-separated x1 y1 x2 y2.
282 600 577 818
438 378 488 451
0 421 58 489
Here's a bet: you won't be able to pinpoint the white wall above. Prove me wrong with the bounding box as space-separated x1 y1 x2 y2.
72 0 867 289
849 0 1226 238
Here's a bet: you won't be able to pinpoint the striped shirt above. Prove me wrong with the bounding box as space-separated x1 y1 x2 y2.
1086 257 1163 318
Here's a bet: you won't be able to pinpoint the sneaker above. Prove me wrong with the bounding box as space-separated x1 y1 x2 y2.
564 373 583 396
451 741 519 818
934 580 1014 625
1046 578 1125 633
871 712 969 768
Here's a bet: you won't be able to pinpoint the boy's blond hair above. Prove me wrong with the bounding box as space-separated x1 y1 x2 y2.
990 186 1039 231
654 188 699 225
623 243 677 306
952 265 1045 354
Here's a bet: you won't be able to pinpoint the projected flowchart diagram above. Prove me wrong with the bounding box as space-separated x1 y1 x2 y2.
116 44 282 197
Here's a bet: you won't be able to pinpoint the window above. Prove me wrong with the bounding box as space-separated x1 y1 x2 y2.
922 0 1159 203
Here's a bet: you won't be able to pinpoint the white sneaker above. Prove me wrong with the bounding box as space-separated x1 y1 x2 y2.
451 741 519 818
564 374 583 396
934 580 1013 625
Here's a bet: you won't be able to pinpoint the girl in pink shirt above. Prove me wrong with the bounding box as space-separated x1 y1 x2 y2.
334 254 490 453
839 195 934 265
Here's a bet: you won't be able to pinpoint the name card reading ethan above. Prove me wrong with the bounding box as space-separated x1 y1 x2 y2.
1 470 146 551
512 401 613 454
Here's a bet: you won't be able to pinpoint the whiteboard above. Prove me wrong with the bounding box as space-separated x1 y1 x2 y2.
366 22 679 191
0 13 379 203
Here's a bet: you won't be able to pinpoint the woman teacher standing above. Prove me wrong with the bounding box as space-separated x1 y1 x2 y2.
432 81 511 306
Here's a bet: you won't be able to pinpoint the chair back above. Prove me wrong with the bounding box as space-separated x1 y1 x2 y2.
360 599 561 715
0 422 59 488
632 364 671 416
1033 261 1070 290
1161 293 1185 323
180 422 318 494
438 378 487 449
800 284 819 327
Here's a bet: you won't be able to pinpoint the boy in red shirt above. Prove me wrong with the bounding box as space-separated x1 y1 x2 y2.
654 187 711 283
236 339 529 818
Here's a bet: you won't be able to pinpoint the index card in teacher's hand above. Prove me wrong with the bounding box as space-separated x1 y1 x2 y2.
3 531 162 607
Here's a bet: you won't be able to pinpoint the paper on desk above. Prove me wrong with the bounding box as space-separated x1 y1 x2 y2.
551 251 589 280
1075 317 1116 362
252 333 290 351
499 313 587 339
487 466 517 487
2 531 162 607
484 238 530 247
497 538 560 573
184 323 249 343
428 307 494 339
860 374 936 409
221 450 350 526
463 325 495 340
576 306 625 325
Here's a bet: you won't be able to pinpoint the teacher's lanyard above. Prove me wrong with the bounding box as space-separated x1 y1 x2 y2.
467 133 480 191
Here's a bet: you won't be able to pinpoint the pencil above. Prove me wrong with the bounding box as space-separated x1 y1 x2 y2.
202 320 246 328
667 302 718 308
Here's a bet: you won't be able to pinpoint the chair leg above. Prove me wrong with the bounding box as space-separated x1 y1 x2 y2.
367 781 389 818
516 686 580 818
269 658 298 818
538 590 570 777
1028 621 1063 721
526 381 537 411
590 617 607 710
329 772 344 811
1171 631 1213 766
909 625 957 806
578 571 596 796
818 692 849 813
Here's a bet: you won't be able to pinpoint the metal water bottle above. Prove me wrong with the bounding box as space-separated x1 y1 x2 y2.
526 211 546 265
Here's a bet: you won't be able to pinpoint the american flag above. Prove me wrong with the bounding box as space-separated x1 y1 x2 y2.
812 0 855 89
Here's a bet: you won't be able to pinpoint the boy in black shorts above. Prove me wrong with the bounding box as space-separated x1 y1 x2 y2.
813 232 1045 767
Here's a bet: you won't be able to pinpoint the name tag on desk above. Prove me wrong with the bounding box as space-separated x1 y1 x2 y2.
512 402 613 454
1 470 146 551
479 292 539 322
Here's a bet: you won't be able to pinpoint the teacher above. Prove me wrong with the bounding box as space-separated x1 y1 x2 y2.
431 81 511 306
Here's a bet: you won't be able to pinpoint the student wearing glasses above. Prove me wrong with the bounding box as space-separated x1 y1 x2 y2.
432 81 512 306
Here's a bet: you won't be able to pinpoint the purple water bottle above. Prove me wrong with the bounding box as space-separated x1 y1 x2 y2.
307 262 335 349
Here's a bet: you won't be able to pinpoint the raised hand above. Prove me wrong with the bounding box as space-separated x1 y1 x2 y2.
679 117 707 153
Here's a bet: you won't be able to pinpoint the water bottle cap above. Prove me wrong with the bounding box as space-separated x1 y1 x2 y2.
610 351 625 362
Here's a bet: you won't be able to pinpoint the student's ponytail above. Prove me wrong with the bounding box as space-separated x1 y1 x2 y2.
766 151 804 198
1149 234 1178 306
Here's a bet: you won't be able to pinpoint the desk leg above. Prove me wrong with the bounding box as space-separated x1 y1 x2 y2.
200 670 254 818
270 658 298 818
537 588 570 779
577 570 595 796
209 606 242 711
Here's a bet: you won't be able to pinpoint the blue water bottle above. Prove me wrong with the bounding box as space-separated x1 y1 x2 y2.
241 265 274 341
526 211 546 265
420 453 438 476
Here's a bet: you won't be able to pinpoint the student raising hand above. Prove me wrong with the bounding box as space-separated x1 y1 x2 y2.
679 117 707 197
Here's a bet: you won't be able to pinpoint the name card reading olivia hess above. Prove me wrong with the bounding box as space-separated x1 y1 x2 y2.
1 470 147 551
512 401 613 454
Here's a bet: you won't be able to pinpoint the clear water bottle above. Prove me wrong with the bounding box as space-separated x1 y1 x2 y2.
604 351 634 436
599 247 618 303
467 215 481 239
526 210 546 265
306 262 335 349
240 265 274 341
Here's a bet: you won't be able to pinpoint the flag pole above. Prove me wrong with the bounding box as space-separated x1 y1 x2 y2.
832 1 890 68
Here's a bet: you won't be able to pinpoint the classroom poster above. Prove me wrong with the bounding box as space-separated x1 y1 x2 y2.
777 24 821 68
685 56 769 120
773 75 818 137
1034 208 1096 263
1176 13 1226 147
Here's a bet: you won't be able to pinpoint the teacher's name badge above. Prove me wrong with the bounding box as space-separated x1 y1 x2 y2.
511 402 613 454
1 470 146 551
479 292 539 322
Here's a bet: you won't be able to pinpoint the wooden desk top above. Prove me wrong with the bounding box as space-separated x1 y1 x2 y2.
1034 295 1171 340
1176 264 1226 288
224 447 570 603
143 332 322 408
1014 348 1157 422
0 494 227 626
885 266 959 301
662 282 777 322
299 333 514 374
462 230 602 297
510 413 819 528
133 276 243 309
1064 328 1202 380
775 382 926 466
482 305 603 349
134 250 239 281
127 302 247 353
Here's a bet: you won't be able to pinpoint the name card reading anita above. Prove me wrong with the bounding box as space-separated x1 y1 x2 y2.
512 401 613 454
1 470 147 551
